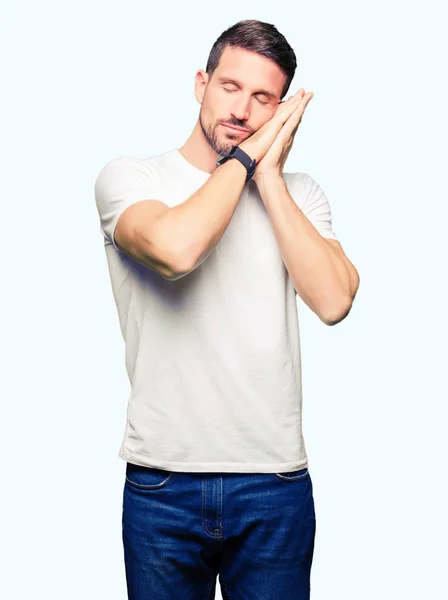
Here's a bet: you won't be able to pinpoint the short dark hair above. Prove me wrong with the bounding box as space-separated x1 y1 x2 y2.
205 19 297 100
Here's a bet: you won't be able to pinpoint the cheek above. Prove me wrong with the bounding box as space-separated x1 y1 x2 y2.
200 100 217 127
203 94 223 123
206 88 225 109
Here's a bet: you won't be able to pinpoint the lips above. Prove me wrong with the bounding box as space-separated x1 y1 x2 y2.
222 124 249 133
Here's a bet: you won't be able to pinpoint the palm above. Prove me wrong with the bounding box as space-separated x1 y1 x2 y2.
252 90 313 183
253 120 300 182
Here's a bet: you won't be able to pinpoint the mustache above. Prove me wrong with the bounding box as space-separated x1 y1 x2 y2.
221 122 250 131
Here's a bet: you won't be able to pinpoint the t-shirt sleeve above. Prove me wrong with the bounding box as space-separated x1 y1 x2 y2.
94 156 160 252
284 172 338 295
299 173 338 241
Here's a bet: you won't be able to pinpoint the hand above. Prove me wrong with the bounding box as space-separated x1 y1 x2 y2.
240 89 314 183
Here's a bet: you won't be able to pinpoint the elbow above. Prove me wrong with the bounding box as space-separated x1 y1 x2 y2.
162 247 198 281
159 256 191 281
149 220 200 281
165 238 209 280
321 273 360 326
147 230 196 281
164 265 191 281
321 297 353 326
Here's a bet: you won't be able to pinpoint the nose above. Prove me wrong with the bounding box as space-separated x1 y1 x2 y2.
230 96 251 126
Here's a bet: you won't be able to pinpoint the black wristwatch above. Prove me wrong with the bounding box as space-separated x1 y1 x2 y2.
216 145 257 183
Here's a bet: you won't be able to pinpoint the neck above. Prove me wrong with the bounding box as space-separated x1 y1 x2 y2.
178 120 221 175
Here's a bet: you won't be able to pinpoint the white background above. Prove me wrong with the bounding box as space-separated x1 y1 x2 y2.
1 1 447 598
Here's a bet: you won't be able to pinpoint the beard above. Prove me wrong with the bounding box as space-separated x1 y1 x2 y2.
198 105 239 157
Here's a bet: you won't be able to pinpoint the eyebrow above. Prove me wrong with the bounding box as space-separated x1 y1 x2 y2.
217 76 277 99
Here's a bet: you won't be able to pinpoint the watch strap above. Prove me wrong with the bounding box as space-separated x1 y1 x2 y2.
216 145 257 182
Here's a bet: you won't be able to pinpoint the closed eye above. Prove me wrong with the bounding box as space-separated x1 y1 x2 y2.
223 88 269 105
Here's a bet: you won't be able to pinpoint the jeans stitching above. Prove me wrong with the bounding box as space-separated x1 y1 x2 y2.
271 468 309 482
125 472 177 489
202 477 223 539
218 476 223 530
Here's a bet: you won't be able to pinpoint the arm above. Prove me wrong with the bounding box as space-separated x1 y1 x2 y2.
95 155 248 281
149 105 304 279
95 95 305 280
255 174 359 326
149 157 248 278
160 94 309 276
324 238 360 300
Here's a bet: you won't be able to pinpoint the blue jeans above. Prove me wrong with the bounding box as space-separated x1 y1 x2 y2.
122 462 316 599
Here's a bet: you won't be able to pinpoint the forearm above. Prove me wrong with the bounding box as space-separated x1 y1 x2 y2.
256 174 352 324
152 158 247 277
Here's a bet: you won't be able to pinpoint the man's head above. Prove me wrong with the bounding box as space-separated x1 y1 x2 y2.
196 19 297 157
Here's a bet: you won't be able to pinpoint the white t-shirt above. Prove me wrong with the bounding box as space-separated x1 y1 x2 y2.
94 148 337 473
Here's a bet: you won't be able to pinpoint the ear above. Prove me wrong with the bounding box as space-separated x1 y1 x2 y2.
194 69 209 104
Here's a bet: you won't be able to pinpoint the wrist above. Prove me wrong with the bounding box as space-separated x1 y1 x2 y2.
238 141 257 162
254 172 286 201
254 170 284 186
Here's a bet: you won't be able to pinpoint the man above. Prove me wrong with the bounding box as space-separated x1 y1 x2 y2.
94 18 359 600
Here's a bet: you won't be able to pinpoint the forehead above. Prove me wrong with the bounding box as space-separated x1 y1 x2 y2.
215 46 285 97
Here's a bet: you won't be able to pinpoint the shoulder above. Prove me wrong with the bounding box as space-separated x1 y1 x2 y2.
94 154 166 192
282 171 319 210
283 170 321 189
96 155 154 178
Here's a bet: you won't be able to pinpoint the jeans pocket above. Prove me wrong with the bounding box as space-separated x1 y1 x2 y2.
125 462 178 490
271 467 309 482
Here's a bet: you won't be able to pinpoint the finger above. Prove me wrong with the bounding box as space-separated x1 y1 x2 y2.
275 93 306 123
275 95 295 114
275 108 305 145
275 104 307 146
278 109 304 141
283 93 313 128
277 88 310 107
276 89 305 110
